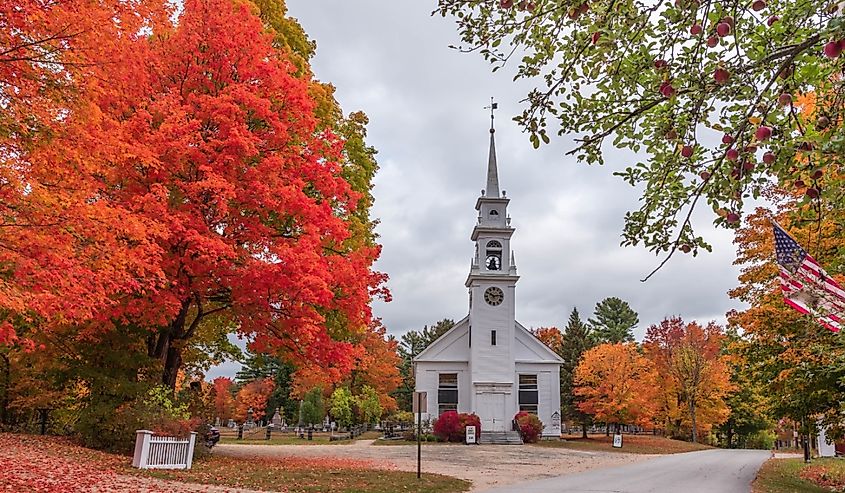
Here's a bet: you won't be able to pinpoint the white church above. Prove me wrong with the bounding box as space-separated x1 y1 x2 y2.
414 117 563 441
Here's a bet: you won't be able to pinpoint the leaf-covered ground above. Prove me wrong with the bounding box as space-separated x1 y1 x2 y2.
536 434 714 455
0 433 469 493
754 457 845 493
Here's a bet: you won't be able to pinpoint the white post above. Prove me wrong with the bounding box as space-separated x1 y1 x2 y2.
132 430 153 468
185 432 197 469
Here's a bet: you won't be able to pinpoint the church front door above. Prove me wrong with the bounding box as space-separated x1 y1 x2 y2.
476 392 507 432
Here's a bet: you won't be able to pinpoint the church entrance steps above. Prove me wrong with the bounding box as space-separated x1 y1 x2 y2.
478 430 523 445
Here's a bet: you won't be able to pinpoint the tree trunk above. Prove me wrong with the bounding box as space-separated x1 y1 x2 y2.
581 418 588 439
726 419 734 449
690 400 698 443
0 353 9 426
162 345 183 389
606 423 610 436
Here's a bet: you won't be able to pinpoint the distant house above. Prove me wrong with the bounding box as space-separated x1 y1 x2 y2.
413 121 563 440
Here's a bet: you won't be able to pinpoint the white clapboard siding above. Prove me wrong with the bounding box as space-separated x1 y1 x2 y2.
132 430 196 470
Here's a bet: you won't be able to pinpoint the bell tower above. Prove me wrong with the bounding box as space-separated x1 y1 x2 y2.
467 100 519 393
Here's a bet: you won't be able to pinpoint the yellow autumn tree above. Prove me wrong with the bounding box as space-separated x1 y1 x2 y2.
643 318 733 443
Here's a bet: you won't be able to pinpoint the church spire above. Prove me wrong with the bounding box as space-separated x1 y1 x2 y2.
484 98 500 198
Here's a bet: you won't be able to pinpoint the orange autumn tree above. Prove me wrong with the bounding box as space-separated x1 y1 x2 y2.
574 343 658 431
234 378 275 422
643 318 733 443
0 0 168 346
291 319 401 415
532 327 564 354
16 0 387 388
211 377 236 423
729 192 845 430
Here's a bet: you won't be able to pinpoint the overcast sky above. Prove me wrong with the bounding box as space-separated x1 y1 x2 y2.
208 1 747 379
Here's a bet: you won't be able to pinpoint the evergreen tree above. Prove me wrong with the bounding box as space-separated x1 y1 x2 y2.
589 297 639 344
236 352 297 423
395 318 455 410
560 308 593 438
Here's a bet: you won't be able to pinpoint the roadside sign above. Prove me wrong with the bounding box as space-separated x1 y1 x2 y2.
466 425 477 444
613 434 623 448
412 392 427 414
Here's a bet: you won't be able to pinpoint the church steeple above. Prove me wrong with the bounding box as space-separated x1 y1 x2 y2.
484 99 500 198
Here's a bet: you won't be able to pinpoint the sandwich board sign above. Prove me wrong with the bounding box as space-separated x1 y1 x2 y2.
613 434 623 448
465 425 477 444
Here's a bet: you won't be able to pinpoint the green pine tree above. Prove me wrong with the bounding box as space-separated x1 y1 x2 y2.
395 318 455 411
560 308 594 438
589 297 639 344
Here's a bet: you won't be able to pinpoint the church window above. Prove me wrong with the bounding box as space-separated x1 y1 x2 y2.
438 373 458 415
489 209 499 216
491 330 497 346
518 374 539 415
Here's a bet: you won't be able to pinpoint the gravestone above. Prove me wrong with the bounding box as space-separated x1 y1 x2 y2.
272 408 282 428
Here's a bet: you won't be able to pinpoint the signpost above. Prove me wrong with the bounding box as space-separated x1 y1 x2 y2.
413 391 427 479
613 433 623 448
465 425 477 445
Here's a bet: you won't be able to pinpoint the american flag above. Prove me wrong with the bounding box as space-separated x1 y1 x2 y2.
773 221 845 333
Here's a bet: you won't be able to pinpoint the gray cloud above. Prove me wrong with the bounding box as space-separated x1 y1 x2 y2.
206 1 746 379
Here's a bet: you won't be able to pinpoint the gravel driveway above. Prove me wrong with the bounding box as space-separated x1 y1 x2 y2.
215 440 653 492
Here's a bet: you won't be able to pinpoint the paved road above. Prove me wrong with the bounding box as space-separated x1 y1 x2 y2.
483 449 771 493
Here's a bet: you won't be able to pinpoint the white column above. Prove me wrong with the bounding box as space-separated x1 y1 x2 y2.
132 430 153 468
185 432 197 469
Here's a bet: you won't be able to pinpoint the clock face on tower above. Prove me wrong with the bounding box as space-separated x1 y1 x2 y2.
484 287 504 306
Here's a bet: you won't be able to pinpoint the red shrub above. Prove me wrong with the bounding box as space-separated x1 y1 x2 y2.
433 411 482 442
514 411 544 443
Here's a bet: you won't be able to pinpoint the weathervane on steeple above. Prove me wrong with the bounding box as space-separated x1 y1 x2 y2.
484 97 498 133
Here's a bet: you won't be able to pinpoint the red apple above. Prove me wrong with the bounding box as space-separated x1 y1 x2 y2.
722 134 734 145
778 93 792 106
592 32 601 44
499 0 514 7
526 1 536 12
699 171 711 180
726 148 739 161
681 145 694 158
752 0 766 10
767 15 779 26
745 145 758 153
654 59 668 69
722 16 735 28
690 23 703 35
794 179 805 188
817 115 830 129
679 244 692 253
716 22 731 37
714 68 730 84
812 169 824 179
707 35 719 48
755 126 772 141
660 81 676 98
727 212 740 224
824 40 843 58
743 160 755 172
763 152 776 164
666 129 678 140
806 188 820 199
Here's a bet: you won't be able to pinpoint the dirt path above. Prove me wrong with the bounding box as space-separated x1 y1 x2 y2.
215 439 655 492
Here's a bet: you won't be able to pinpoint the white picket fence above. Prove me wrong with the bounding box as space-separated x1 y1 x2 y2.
132 430 197 470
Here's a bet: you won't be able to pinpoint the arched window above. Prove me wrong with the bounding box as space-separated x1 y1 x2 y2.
489 209 499 217
485 240 502 271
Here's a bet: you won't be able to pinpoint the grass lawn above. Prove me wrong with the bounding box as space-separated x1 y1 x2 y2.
754 458 845 493
221 431 382 446
371 438 449 446
140 455 471 493
534 434 714 454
